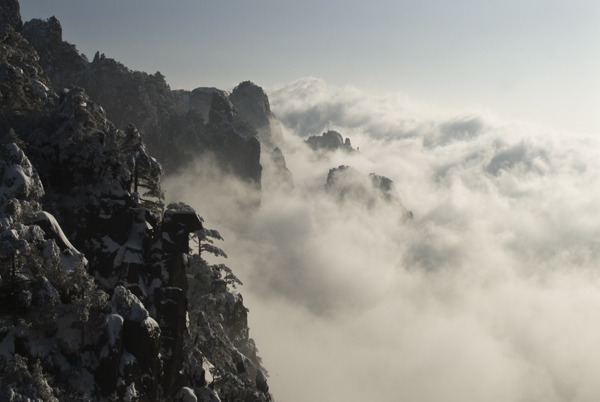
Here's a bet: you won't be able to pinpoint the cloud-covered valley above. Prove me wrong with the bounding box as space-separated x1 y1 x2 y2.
164 77 600 402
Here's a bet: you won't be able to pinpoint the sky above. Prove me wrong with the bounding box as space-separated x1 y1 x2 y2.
19 0 600 136
16 1 600 401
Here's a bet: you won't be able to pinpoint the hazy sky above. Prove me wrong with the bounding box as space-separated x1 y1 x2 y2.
19 0 599 135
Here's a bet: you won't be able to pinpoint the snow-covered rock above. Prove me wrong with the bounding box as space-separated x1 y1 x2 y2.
176 387 198 402
0 4 274 401
111 286 149 322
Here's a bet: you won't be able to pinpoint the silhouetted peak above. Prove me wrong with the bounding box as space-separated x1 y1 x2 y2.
0 0 22 32
22 16 62 52
305 130 356 153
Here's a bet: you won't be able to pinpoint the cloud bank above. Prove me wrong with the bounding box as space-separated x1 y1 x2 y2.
164 78 600 402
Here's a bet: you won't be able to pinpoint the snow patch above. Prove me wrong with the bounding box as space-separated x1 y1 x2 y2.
34 211 86 271
119 351 136 375
143 316 160 334
0 143 43 201
164 209 203 223
123 382 138 402
106 314 124 347
31 79 49 102
176 387 197 402
203 359 215 385
111 286 149 322
101 235 120 254
0 165 29 199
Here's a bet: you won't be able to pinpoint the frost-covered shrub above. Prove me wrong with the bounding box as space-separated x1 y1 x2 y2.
122 124 164 213
179 204 270 401
0 354 58 402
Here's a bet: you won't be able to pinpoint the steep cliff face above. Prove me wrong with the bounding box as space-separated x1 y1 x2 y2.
207 92 262 187
229 81 284 150
0 6 272 401
174 81 284 153
174 87 227 123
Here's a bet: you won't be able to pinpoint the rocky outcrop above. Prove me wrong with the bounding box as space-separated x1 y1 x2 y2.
0 0 22 32
153 209 203 394
206 92 263 186
0 23 54 136
325 165 413 219
305 130 356 154
229 81 284 150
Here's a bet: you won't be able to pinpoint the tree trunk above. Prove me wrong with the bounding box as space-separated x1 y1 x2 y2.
11 254 17 326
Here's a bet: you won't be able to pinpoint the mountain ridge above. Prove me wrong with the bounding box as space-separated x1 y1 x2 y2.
20 14 287 186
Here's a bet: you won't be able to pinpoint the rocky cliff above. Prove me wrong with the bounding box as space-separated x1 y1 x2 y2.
20 15 287 188
0 3 272 401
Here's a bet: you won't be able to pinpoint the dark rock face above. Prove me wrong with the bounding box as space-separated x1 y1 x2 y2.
175 81 285 151
305 130 356 153
0 10 272 401
0 0 22 32
153 209 202 394
230 81 284 149
325 165 413 219
175 87 227 122
206 92 263 186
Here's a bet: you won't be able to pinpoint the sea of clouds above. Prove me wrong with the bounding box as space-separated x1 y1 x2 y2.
164 77 600 402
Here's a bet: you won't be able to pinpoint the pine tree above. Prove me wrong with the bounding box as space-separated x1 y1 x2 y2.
122 124 165 212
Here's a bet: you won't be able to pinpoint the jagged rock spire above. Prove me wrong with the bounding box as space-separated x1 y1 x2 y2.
0 0 22 32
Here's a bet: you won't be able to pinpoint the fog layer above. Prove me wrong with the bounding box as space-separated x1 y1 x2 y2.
164 78 600 402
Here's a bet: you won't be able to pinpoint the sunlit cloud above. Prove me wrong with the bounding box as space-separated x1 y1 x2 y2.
164 78 600 402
